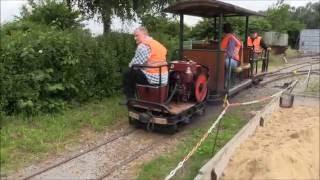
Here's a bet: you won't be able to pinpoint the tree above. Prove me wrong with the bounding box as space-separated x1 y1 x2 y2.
266 4 304 33
20 0 83 30
187 19 214 40
291 2 320 29
140 14 190 60
67 0 174 34
189 17 271 41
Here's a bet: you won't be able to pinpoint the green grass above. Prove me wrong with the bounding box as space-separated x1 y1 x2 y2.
305 79 320 94
0 96 127 174
137 106 251 180
285 48 301 59
268 53 285 68
268 48 301 69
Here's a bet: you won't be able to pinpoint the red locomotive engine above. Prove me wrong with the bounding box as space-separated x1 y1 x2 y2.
127 59 209 132
169 60 209 103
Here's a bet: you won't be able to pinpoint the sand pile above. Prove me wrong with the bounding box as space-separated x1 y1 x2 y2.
222 105 319 180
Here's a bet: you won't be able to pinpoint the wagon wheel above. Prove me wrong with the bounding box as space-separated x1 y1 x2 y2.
195 73 208 103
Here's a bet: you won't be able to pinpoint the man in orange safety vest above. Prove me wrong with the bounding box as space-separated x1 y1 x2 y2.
122 26 168 100
247 30 271 71
247 30 271 54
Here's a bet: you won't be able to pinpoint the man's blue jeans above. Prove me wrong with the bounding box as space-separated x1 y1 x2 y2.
225 57 239 69
225 57 239 88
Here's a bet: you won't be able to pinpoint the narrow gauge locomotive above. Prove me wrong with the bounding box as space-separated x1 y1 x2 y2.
127 60 208 133
126 0 269 132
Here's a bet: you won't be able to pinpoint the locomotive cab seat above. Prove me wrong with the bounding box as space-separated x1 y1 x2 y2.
136 84 168 104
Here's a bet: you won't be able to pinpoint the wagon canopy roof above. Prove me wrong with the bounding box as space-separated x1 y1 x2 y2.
163 0 264 17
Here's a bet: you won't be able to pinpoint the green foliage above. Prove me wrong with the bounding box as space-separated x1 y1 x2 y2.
0 20 135 115
69 0 175 33
189 17 271 41
188 3 314 44
291 2 320 29
141 14 183 60
305 80 320 94
187 19 215 40
266 4 304 33
20 0 83 30
245 17 272 35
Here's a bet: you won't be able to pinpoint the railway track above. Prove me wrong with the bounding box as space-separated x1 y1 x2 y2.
258 58 319 85
96 136 166 180
15 57 319 180
21 128 136 179
19 127 169 180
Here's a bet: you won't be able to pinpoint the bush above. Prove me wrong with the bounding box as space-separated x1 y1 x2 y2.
0 21 135 115
0 1 178 116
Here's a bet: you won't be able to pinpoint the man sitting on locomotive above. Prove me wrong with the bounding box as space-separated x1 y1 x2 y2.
122 26 168 101
220 23 242 85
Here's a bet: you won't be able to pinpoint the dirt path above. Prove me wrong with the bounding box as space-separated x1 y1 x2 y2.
10 56 319 180
222 98 319 180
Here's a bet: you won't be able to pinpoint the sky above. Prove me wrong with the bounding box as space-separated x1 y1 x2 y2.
1 0 318 35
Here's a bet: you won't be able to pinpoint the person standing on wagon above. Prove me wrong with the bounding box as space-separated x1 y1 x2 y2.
247 30 271 70
247 30 270 55
122 26 168 102
220 23 242 86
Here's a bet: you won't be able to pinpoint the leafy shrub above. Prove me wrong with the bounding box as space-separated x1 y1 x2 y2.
0 21 135 115
0 1 179 116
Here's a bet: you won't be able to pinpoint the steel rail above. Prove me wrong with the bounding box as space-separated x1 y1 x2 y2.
252 60 319 79
260 70 320 86
263 68 320 78
22 128 137 180
272 59 320 73
96 137 166 180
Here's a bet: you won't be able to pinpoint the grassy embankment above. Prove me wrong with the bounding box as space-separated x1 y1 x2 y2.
0 96 126 174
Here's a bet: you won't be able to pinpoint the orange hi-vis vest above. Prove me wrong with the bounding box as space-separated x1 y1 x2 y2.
142 38 168 74
221 33 241 61
247 36 262 53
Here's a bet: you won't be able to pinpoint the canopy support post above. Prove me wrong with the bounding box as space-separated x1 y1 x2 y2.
216 14 223 94
179 14 184 59
214 17 217 40
244 16 249 46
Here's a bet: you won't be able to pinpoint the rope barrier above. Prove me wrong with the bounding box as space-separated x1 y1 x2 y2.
164 104 230 180
164 80 298 180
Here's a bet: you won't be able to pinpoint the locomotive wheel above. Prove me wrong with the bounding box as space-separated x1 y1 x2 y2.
166 124 178 134
129 117 141 128
197 107 206 116
195 73 208 102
